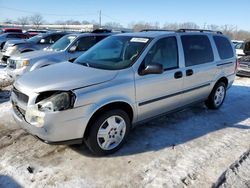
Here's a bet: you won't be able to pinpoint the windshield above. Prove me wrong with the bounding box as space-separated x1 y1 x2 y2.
47 35 76 51
74 36 150 70
27 34 43 43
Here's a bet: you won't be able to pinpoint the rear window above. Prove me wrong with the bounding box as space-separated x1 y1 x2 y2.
214 36 234 60
181 35 214 66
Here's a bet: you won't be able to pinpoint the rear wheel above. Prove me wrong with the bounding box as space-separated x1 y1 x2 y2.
85 109 131 156
205 82 226 109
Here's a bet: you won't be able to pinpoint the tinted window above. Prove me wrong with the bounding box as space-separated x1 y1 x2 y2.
144 37 178 70
6 34 17 38
181 35 214 66
96 35 108 42
75 36 96 51
51 34 64 43
42 34 63 44
214 36 234 59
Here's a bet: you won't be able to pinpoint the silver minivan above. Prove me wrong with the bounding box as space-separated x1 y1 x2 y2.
11 29 237 155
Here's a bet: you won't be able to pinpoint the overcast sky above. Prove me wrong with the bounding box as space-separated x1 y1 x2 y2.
0 0 249 30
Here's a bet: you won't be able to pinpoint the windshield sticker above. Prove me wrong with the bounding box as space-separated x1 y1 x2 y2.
130 38 149 43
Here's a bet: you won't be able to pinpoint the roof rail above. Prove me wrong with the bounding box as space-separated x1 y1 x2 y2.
177 29 223 34
92 28 112 33
140 29 175 32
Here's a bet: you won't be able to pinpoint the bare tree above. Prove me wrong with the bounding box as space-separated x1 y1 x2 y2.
129 21 157 32
65 19 81 25
17 16 29 28
82 20 90 25
4 18 13 24
30 14 44 29
163 22 199 30
104 22 123 29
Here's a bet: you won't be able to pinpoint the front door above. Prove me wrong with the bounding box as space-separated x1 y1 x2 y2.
135 36 184 121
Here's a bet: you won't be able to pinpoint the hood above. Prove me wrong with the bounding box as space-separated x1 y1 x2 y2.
15 62 118 93
5 39 28 47
11 50 63 61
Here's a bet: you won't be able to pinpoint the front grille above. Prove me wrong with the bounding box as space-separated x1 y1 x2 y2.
8 59 16 69
12 87 29 104
12 102 26 119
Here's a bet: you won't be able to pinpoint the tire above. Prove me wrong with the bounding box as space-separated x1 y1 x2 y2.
85 109 131 156
205 82 226 109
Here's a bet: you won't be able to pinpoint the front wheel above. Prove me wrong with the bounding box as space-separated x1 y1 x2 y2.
205 82 226 109
85 109 131 156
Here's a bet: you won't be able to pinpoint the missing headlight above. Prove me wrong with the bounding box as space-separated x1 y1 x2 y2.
36 91 75 112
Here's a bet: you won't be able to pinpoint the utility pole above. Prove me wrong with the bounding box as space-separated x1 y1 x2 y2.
99 10 102 28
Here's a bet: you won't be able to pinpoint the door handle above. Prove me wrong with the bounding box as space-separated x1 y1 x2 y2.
174 71 183 79
186 69 193 76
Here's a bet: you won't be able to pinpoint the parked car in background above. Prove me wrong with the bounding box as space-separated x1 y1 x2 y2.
0 33 29 64
231 40 244 46
25 29 47 38
6 31 113 79
235 41 245 58
1 32 68 64
0 28 22 34
11 29 237 155
237 39 250 77
0 33 29 49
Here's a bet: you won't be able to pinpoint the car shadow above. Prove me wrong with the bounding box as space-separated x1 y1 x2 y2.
0 175 22 188
71 84 250 157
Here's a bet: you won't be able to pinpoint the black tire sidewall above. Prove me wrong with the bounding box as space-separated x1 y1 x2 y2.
85 109 131 156
206 82 226 109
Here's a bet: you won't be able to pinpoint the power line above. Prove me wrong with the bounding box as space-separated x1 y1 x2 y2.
0 6 97 17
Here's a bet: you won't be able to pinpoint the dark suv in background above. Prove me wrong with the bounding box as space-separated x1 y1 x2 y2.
237 39 250 77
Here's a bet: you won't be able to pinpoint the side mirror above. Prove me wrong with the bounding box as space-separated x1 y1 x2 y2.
140 63 163 75
39 39 46 44
69 45 77 53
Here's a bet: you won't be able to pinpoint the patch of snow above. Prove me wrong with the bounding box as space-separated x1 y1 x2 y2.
0 68 13 89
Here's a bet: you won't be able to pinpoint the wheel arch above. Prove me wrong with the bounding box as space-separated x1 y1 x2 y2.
215 76 228 88
83 101 134 139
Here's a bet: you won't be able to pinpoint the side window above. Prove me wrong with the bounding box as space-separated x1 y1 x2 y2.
41 35 52 44
181 35 214 66
42 34 62 44
213 36 234 60
15 34 27 39
75 37 96 51
6 34 16 38
51 34 64 43
96 35 108 42
144 37 178 70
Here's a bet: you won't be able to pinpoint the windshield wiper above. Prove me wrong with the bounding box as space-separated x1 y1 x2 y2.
76 61 91 67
